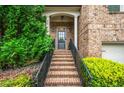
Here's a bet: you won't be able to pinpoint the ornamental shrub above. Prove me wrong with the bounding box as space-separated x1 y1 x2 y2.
0 74 32 87
82 57 124 87
0 38 27 69
0 6 53 70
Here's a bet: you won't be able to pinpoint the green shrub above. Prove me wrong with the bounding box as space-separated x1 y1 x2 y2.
82 57 124 87
0 38 27 69
0 6 53 70
0 74 32 87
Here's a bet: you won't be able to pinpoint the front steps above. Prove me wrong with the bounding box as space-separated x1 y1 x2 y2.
44 50 81 86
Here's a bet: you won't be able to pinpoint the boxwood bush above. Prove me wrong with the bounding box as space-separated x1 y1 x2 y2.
82 57 124 87
0 74 32 87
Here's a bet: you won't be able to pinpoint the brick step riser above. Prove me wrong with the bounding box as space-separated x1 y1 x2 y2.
54 50 70 52
51 61 74 63
50 64 75 66
52 56 73 58
47 74 79 78
52 58 73 60
48 71 78 73
49 69 76 71
54 52 71 54
54 51 71 54
54 50 71 52
53 53 71 55
52 57 72 58
53 54 72 56
45 80 80 85
52 60 74 62
45 82 80 85
54 51 71 52
45 81 80 85
51 63 75 65
51 64 75 66
45 78 80 83
45 84 80 86
54 51 71 53
49 69 77 71
50 65 75 68
48 73 78 76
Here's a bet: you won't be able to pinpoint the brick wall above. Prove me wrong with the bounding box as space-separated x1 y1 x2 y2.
79 5 124 57
79 6 89 57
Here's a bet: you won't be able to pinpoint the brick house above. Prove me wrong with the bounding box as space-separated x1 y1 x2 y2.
44 5 124 63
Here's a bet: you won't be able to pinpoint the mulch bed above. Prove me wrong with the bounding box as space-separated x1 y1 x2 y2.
0 63 41 81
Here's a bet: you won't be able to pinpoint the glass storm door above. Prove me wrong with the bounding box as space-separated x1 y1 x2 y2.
58 31 66 49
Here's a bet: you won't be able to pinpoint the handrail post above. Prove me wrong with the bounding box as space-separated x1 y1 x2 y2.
74 47 76 64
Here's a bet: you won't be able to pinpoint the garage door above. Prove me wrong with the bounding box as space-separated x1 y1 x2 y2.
102 44 124 64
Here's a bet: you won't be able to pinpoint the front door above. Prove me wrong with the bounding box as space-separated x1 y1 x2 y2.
58 31 66 49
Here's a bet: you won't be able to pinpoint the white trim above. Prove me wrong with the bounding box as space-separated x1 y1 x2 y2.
74 16 78 48
43 11 80 17
46 15 50 35
120 5 124 11
56 30 58 49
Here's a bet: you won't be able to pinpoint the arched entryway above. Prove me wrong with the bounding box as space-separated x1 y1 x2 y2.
44 11 79 49
50 14 74 49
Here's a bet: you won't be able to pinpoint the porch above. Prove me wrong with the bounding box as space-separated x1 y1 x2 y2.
44 6 80 49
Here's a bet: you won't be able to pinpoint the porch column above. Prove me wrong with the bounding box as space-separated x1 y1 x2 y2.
74 16 78 48
46 15 50 35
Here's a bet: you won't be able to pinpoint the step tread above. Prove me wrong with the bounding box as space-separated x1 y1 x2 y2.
53 55 72 56
54 50 71 52
51 61 74 63
52 58 73 61
53 56 73 58
45 84 80 86
50 64 75 66
52 58 73 59
49 68 77 71
54 51 71 53
54 53 71 54
54 50 70 51
47 74 79 78
49 66 76 69
51 62 75 65
47 71 79 76
45 77 81 85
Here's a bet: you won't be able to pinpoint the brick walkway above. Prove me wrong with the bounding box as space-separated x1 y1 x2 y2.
44 50 81 86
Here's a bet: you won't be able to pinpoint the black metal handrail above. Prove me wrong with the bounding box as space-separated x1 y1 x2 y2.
34 40 55 87
69 39 93 86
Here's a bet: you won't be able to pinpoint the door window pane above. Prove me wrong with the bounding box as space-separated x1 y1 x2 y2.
58 31 66 49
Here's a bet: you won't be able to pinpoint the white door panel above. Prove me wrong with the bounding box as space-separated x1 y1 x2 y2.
102 44 124 64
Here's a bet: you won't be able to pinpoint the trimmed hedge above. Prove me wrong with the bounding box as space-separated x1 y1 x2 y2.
82 57 124 87
0 74 32 87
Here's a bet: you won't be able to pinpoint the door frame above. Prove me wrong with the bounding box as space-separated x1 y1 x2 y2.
56 26 67 49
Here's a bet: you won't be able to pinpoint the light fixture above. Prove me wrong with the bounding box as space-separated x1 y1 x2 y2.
61 16 64 20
